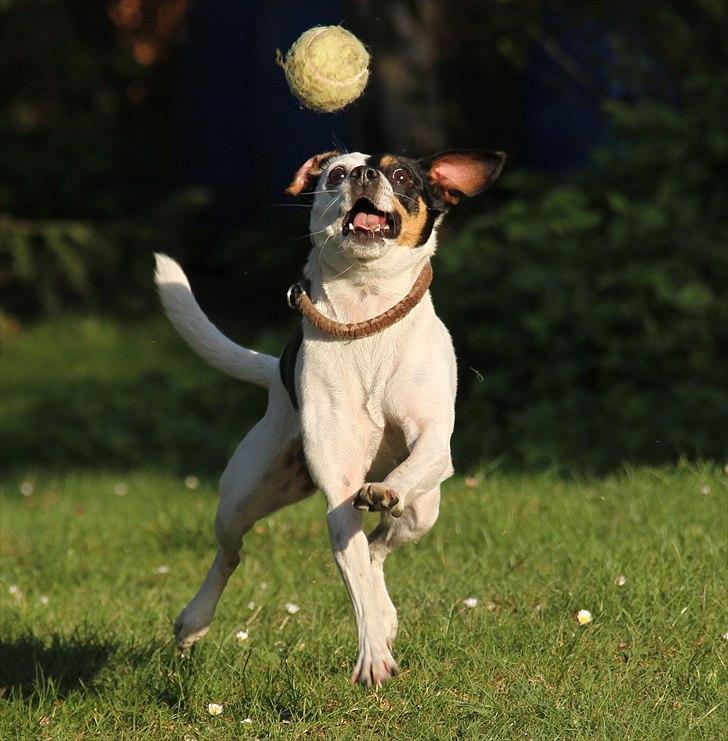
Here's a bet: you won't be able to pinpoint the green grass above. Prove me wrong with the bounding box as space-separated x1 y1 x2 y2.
1 467 725 739
0 316 283 476
1 317 726 738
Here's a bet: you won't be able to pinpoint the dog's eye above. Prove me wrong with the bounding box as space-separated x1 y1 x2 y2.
392 167 413 186
327 166 346 186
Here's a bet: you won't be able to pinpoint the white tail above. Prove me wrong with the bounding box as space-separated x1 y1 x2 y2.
154 253 276 388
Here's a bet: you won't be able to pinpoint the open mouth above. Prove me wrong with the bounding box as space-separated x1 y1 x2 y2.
342 198 399 241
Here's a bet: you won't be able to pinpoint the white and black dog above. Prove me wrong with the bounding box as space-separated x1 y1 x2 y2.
155 147 505 686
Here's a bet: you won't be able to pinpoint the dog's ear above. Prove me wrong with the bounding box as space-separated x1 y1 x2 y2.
285 150 341 197
421 150 506 205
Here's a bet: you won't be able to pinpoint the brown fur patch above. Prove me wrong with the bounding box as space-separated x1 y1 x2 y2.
285 150 340 196
391 195 428 248
378 154 397 168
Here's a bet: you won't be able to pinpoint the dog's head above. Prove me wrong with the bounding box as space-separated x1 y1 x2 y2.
286 149 506 263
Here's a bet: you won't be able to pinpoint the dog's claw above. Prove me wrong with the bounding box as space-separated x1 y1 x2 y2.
353 483 400 513
350 652 399 687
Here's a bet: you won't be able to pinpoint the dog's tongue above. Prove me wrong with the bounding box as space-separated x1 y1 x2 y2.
353 211 386 230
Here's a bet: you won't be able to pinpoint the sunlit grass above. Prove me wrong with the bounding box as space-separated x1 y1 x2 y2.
1 465 725 740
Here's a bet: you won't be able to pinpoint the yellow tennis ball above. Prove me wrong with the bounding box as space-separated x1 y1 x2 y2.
276 26 370 113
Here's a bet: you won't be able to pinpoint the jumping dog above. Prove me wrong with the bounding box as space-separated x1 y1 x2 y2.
154 147 505 686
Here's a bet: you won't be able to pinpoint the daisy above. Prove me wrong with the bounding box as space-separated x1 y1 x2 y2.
577 609 592 625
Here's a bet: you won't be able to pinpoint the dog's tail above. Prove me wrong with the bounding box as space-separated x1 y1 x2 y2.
154 253 277 388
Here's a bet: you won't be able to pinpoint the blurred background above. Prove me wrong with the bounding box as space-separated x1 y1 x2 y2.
1 0 726 476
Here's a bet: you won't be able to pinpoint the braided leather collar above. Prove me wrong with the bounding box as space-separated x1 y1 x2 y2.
287 262 433 340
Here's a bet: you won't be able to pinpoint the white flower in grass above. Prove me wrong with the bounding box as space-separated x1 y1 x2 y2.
241 718 253 724
114 482 128 496
285 602 300 614
247 600 256 610
184 475 200 490
155 565 170 574
9 584 22 602
721 631 728 641
39 595 49 606
463 597 478 608
615 574 627 586
207 702 223 716
700 484 711 495
235 630 249 644
20 480 34 497
577 609 593 625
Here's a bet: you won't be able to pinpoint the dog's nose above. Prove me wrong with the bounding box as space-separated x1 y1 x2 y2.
349 166 380 184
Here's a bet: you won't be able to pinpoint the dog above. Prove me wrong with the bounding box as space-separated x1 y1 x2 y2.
154 147 505 686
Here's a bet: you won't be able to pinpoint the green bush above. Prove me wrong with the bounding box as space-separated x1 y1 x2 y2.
436 73 727 470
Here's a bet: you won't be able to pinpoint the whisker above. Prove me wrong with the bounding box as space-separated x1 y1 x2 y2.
300 225 332 240
297 188 335 196
331 263 353 280
331 133 348 154
319 195 342 220
288 227 329 241
394 191 418 205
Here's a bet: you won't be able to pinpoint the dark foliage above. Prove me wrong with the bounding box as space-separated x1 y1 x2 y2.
436 72 727 469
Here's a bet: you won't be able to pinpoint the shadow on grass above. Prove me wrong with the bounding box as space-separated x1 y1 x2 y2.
0 633 117 700
0 632 164 702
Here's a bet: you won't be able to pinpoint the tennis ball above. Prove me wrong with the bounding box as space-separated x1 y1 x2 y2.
276 26 370 113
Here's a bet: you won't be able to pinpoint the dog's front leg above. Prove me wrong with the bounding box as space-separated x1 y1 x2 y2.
326 501 399 686
359 421 453 517
302 401 398 686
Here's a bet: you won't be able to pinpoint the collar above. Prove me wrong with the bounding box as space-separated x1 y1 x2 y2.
287 262 433 340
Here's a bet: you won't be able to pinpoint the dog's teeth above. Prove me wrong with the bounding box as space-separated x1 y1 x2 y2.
348 223 354 231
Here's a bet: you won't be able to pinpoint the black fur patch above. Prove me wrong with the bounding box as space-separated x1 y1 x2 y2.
367 153 449 247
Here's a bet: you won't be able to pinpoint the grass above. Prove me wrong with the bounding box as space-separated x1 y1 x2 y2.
1 317 726 739
0 315 281 476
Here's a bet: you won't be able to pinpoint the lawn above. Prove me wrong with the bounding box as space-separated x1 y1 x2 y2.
1 318 726 739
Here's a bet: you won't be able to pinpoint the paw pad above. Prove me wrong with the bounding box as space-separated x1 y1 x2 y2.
353 484 400 513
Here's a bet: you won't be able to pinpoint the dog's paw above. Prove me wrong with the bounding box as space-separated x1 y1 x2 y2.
174 609 210 650
351 643 399 688
353 483 403 516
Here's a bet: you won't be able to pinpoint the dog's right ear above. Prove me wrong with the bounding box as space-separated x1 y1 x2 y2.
285 150 341 196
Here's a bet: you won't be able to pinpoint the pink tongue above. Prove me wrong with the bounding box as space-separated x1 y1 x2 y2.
353 212 386 230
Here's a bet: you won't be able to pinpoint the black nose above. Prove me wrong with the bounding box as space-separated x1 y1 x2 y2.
349 166 379 184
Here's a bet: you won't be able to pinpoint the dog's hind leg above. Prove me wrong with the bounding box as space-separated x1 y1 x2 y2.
367 486 441 646
174 388 313 650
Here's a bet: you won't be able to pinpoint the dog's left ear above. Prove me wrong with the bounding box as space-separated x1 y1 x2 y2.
285 150 341 197
422 149 506 205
